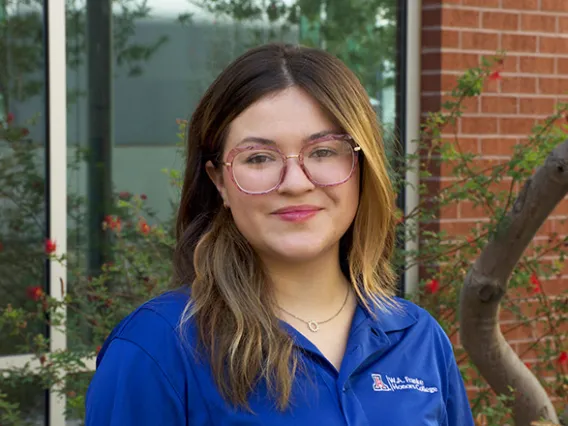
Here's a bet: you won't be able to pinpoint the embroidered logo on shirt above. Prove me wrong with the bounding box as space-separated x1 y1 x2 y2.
371 374 392 391
371 374 438 394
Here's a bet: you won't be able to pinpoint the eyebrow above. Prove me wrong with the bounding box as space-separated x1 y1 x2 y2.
236 130 341 146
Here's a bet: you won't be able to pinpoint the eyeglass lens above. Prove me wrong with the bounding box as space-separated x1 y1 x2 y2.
231 138 356 194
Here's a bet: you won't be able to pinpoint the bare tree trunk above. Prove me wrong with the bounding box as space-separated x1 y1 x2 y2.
460 139 568 425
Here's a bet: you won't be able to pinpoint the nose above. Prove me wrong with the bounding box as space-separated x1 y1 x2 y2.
276 156 316 194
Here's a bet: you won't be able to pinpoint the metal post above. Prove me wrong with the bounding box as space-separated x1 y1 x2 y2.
403 0 421 296
86 0 113 275
45 0 68 424
0 0 6 119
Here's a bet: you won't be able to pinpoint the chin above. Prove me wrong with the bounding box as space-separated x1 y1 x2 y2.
263 235 333 263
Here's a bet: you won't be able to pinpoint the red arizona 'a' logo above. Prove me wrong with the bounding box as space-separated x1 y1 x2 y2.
371 374 392 391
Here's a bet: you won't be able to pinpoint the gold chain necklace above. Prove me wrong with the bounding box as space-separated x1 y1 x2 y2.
277 288 350 332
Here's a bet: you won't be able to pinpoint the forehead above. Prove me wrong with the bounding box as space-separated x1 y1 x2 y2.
224 87 339 150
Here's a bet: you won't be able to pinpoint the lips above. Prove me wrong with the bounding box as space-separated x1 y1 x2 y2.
272 205 322 214
271 205 322 222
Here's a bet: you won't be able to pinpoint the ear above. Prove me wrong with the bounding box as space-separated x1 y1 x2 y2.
206 161 230 208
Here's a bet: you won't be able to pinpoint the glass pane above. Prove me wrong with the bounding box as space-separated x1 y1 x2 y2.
0 0 47 358
65 372 93 426
298 0 399 131
64 0 304 351
64 0 401 347
0 374 46 426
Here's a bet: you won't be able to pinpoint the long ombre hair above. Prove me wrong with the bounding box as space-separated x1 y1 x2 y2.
174 43 398 410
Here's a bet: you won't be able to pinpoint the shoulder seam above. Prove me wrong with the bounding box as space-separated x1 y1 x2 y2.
138 305 181 331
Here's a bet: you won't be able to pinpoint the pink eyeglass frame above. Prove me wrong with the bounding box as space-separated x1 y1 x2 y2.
221 134 361 195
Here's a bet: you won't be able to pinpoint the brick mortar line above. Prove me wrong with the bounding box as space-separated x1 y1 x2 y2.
422 92 568 100
501 315 567 327
422 26 568 38
504 331 566 340
420 133 519 139
433 132 556 138
456 215 568 220
420 176 516 181
436 218 490 223
421 92 568 100
452 113 556 118
422 4 568 17
434 217 568 223
422 116 555 123
421 70 568 79
422 47 568 58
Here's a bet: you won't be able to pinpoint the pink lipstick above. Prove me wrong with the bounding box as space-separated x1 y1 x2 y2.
272 205 322 223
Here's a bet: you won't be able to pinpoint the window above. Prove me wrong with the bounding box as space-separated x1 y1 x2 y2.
0 1 405 424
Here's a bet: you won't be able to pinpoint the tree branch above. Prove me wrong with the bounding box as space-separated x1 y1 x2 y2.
459 139 568 425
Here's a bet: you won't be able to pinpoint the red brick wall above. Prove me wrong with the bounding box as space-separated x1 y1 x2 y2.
420 0 568 397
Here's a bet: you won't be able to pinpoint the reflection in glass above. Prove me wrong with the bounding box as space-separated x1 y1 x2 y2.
0 375 46 426
0 1 47 357
65 372 94 426
63 0 400 348
4 0 400 424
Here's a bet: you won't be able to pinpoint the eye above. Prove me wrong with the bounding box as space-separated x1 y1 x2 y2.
309 148 336 158
245 153 276 164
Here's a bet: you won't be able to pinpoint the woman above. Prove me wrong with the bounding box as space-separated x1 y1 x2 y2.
86 43 474 425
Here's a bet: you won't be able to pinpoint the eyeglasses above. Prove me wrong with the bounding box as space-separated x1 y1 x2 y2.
221 134 361 195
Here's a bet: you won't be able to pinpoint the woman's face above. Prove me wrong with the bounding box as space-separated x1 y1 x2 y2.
207 87 360 264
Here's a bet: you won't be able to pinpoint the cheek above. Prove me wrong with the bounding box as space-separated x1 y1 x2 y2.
333 174 360 219
224 185 266 233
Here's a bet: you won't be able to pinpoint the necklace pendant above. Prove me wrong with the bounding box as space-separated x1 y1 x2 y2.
307 321 320 332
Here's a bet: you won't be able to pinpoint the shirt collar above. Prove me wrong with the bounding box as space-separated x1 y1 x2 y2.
359 296 418 334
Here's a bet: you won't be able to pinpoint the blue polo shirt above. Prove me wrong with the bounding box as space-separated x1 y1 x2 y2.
86 289 474 425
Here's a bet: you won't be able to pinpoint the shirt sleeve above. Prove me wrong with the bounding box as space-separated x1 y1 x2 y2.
85 338 186 426
444 356 475 426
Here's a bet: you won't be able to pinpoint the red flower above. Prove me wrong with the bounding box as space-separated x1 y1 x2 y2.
96 345 102 354
425 279 440 294
529 273 542 294
558 351 568 365
21 128 29 136
524 362 532 369
45 239 56 254
139 220 151 235
6 112 14 123
140 193 147 200
489 71 502 81
118 191 131 200
103 215 121 232
26 286 44 301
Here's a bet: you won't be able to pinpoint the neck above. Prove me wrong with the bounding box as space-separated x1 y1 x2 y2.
260 246 351 318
